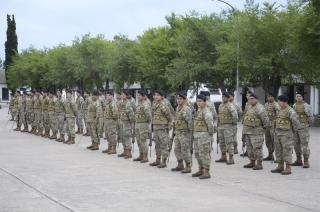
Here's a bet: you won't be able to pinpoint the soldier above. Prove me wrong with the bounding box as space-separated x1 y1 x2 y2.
128 90 136 112
117 90 135 159
9 93 15 121
75 91 84 135
240 91 253 157
41 90 51 137
271 95 301 175
55 90 66 142
13 92 21 131
19 92 28 132
200 91 217 122
171 91 193 173
86 90 100 150
229 92 242 154
292 92 314 168
83 91 91 136
102 90 119 154
64 90 78 144
192 94 214 179
25 92 34 133
150 90 173 168
97 91 106 138
115 93 123 145
264 93 280 161
48 92 57 139
216 92 238 165
133 90 152 163
33 90 42 135
242 93 270 170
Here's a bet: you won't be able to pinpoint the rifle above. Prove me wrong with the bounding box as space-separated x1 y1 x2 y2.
167 123 175 163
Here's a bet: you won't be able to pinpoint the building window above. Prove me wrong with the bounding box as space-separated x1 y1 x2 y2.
2 87 9 101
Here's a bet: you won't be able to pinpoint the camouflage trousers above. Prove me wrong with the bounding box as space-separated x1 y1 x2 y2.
193 132 211 170
120 121 133 150
173 130 192 163
65 117 75 138
265 126 275 154
218 126 234 155
76 112 84 129
26 112 34 127
33 110 41 129
232 125 238 148
83 111 90 135
293 125 310 159
98 117 104 137
15 111 21 127
275 130 294 164
88 121 99 144
135 123 150 155
48 112 56 134
243 134 264 161
42 112 50 132
104 119 118 146
19 111 27 129
153 128 170 159
55 113 65 135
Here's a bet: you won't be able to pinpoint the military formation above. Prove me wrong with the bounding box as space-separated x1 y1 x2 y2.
8 89 314 179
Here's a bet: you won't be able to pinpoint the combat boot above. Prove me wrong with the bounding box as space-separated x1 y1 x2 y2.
118 149 126 157
102 144 112 154
133 153 143 161
22 128 28 133
49 132 57 140
215 153 227 163
303 157 310 169
157 158 167 168
291 155 303 166
124 150 132 159
227 154 235 165
171 160 184 171
271 163 284 173
243 160 255 168
60 134 65 143
181 162 191 174
90 143 99 151
64 136 71 144
108 145 117 154
66 137 75 145
45 130 50 138
75 128 80 134
86 143 94 149
199 168 211 179
14 125 20 131
253 160 263 170
192 167 203 177
150 157 161 166
281 163 292 175
263 153 274 161
140 153 149 163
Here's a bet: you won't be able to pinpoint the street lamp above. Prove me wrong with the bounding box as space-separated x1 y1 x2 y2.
215 0 240 104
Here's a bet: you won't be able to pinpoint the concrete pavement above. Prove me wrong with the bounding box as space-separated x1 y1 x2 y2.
0 105 319 212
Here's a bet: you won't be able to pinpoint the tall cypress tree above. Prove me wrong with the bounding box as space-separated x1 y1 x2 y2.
4 14 18 81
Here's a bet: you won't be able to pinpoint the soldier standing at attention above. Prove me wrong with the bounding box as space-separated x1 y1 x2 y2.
133 90 152 163
75 91 84 135
48 92 57 139
192 94 214 179
216 92 238 165
240 91 253 157
242 93 270 170
102 90 119 154
13 92 21 131
118 90 135 159
115 93 123 145
19 92 28 132
55 90 66 142
42 91 50 138
33 90 42 135
292 92 313 168
64 90 78 144
9 93 15 121
264 93 280 161
97 91 106 138
171 91 193 173
228 92 242 154
86 90 101 151
150 90 173 168
83 91 91 136
271 95 301 175
26 92 34 133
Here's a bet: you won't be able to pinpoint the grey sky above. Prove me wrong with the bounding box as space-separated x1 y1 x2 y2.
0 0 287 60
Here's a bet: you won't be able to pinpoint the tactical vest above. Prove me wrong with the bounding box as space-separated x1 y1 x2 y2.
152 102 169 125
276 107 292 130
104 101 115 120
47 99 55 112
175 105 188 130
135 102 148 123
65 101 75 115
218 103 233 125
87 102 96 121
243 104 262 127
266 103 277 121
295 104 308 124
55 99 64 113
119 101 129 121
193 110 208 132
33 98 41 110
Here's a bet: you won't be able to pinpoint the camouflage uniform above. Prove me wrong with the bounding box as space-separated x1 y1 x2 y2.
48 96 56 138
134 100 152 161
87 100 100 146
25 95 33 132
172 102 193 170
150 100 173 167
264 101 280 157
64 98 77 141
206 100 217 121
54 96 66 141
33 95 42 134
41 96 50 136
118 99 135 158
243 102 270 169
83 96 91 135
13 96 20 129
97 96 106 137
230 100 242 153
217 102 238 163
76 95 84 133
103 98 119 153
193 106 214 177
292 102 313 163
19 96 27 131
9 97 15 120
116 98 122 143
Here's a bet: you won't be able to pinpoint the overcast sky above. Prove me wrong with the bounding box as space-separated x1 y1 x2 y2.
0 0 287 60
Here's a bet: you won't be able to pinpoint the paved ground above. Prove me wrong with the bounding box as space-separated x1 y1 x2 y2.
0 104 319 212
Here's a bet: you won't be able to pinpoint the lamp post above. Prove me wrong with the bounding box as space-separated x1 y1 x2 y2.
215 0 240 104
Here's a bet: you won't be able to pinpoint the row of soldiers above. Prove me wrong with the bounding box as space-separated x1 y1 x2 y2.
9 88 313 179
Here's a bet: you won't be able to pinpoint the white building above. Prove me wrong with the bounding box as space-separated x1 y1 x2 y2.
0 68 10 102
